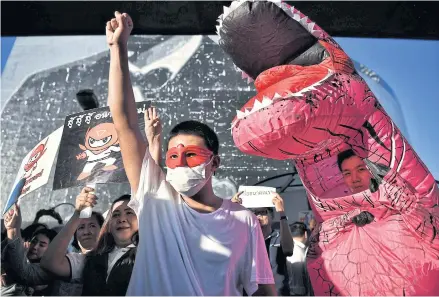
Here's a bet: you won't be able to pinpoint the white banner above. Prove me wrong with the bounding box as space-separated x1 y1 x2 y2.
238 186 276 208
3 127 63 213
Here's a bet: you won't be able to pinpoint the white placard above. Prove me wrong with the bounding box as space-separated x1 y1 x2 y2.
238 186 276 208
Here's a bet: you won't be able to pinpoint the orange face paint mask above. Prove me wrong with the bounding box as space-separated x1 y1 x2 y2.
165 144 213 169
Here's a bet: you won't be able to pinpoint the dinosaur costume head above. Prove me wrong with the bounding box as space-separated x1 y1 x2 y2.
216 1 439 296
217 0 376 161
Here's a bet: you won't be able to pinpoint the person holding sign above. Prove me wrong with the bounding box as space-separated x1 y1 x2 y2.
232 192 295 296
106 11 275 296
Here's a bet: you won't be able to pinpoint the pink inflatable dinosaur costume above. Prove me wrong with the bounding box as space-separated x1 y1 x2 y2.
216 0 439 295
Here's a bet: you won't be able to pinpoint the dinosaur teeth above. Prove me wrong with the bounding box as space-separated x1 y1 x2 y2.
247 77 254 83
273 92 283 99
307 22 316 32
229 1 242 11
299 17 309 27
236 110 246 119
253 99 264 111
223 6 231 19
216 25 221 35
293 13 301 22
241 71 250 79
261 96 273 107
235 96 274 120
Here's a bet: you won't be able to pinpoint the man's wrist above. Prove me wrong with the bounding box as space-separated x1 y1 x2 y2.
109 43 128 55
147 135 161 145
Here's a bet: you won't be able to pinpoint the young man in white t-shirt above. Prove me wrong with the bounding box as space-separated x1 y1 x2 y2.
105 11 275 296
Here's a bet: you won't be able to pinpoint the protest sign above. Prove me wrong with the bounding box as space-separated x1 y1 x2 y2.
237 186 276 208
3 127 63 214
53 102 150 189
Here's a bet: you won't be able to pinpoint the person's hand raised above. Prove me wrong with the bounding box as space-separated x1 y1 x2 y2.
106 11 133 47
144 107 162 143
3 204 21 231
75 187 98 212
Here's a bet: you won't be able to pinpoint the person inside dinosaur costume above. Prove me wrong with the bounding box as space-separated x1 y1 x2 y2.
216 0 439 295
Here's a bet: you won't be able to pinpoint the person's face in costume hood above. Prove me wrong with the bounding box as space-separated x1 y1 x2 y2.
341 155 372 194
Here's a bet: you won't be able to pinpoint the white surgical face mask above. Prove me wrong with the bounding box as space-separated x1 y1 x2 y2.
166 158 214 197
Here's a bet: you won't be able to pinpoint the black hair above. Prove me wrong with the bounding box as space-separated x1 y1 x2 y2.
22 223 49 242
31 228 58 243
337 149 356 171
267 207 274 216
168 120 219 155
289 222 307 237
71 211 105 251
93 195 138 255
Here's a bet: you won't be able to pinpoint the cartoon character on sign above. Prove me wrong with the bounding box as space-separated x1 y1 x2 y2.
76 123 121 180
23 139 48 180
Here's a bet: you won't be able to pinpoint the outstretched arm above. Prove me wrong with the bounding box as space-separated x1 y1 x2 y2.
41 187 97 279
3 204 51 285
144 107 162 166
107 11 146 192
273 194 294 256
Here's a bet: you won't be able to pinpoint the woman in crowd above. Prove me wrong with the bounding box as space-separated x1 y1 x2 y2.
1 200 105 296
41 190 138 296
71 211 104 253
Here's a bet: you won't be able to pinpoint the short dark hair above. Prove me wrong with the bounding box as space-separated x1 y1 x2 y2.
289 222 307 237
32 228 58 243
22 223 49 242
71 211 105 251
337 149 357 171
168 121 219 155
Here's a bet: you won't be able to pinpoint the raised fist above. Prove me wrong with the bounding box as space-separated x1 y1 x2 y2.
272 193 285 212
106 11 133 47
75 187 98 212
3 204 22 231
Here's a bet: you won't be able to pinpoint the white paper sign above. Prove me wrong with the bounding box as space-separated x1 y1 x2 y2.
7 127 63 202
238 186 276 208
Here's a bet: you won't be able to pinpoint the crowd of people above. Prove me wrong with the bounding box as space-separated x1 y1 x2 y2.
0 11 407 296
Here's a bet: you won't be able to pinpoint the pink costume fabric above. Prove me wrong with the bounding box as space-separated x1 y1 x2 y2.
216 0 439 295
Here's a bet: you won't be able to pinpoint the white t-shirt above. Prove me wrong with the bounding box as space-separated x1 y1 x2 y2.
126 149 274 296
66 245 135 281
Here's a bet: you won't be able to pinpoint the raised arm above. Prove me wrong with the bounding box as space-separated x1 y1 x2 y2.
273 194 294 256
41 187 97 279
3 204 51 285
107 11 147 192
144 107 162 166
